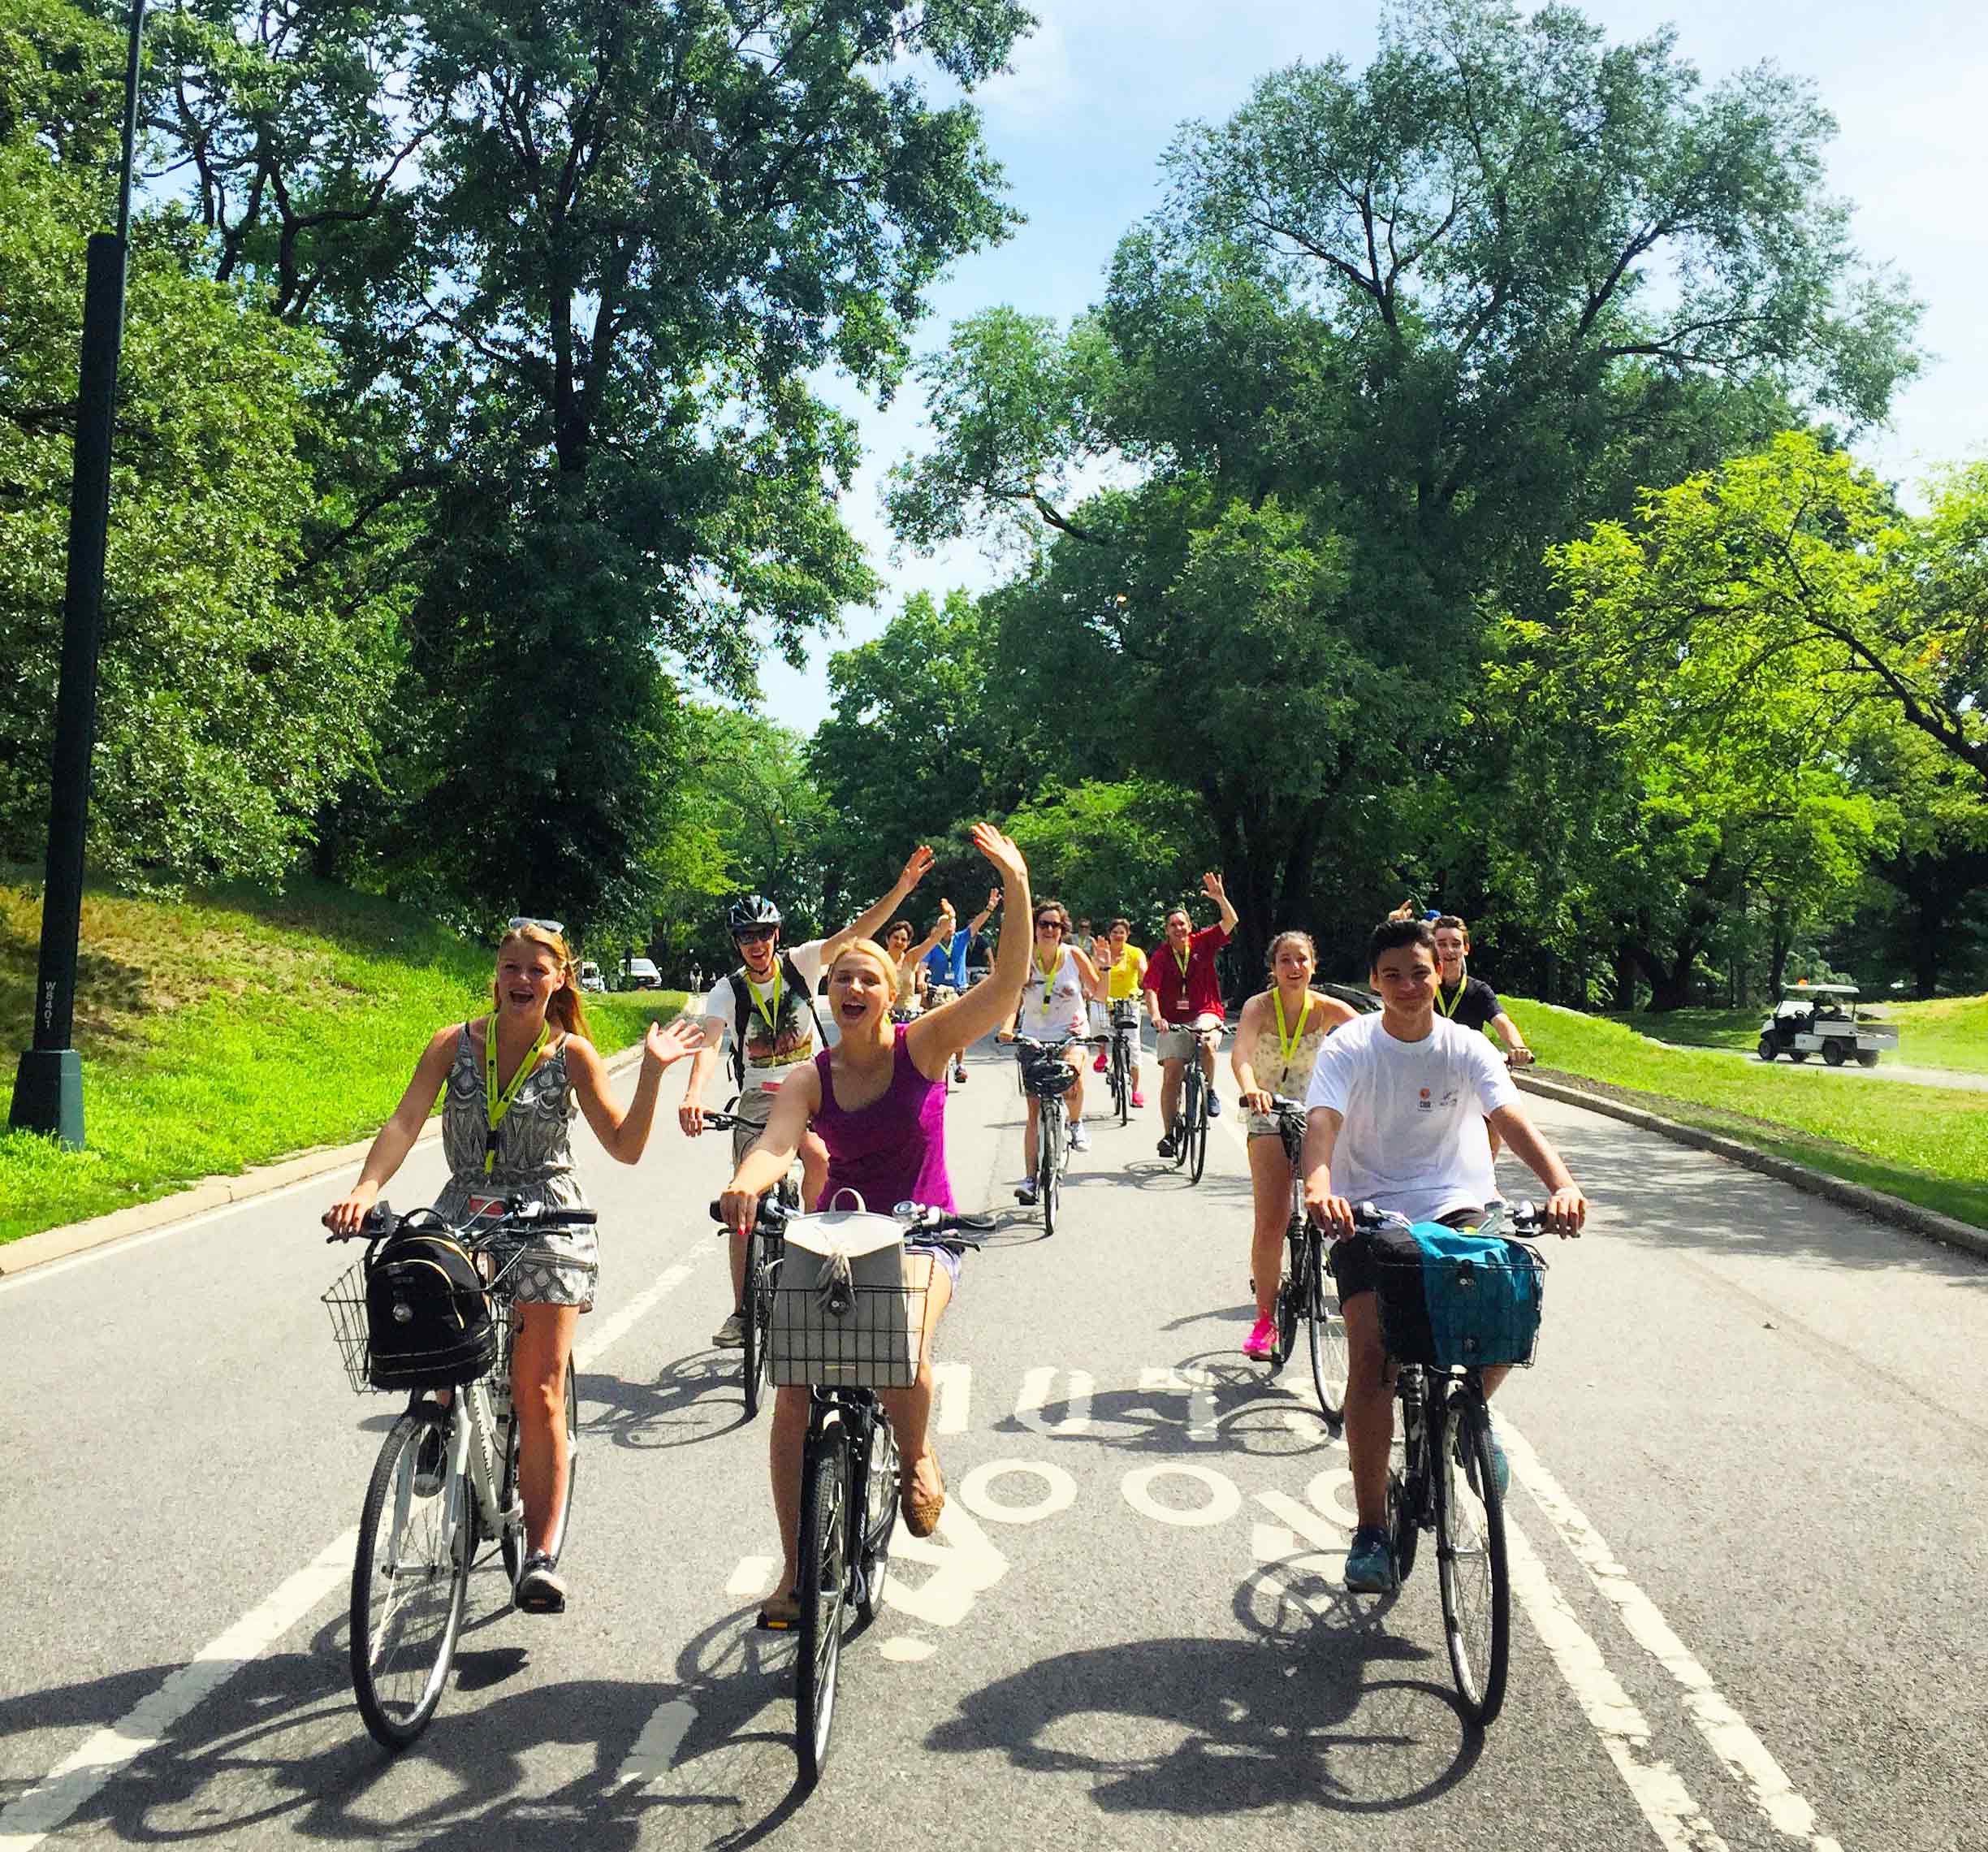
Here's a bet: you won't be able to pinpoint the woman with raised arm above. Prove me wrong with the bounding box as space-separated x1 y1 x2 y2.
325 920 702 1615
1230 932 1360 1359
718 824 1032 1628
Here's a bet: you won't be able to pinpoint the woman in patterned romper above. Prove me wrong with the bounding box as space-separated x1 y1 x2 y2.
326 921 702 1612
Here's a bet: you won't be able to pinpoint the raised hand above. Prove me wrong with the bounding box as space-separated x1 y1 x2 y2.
970 822 1028 886
987 886 1001 911
1201 870 1228 902
898 844 936 889
644 1015 704 1071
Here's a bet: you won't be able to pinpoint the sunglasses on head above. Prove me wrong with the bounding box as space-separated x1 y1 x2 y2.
508 915 564 937
734 925 777 945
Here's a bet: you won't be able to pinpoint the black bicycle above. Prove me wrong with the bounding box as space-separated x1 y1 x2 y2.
1161 1019 1219 1183
1260 1097 1347 1425
1012 1032 1105 1236
711 1195 988 1785
322 1196 595 1747
1355 1200 1547 1728
1106 998 1140 1124
702 1103 803 1418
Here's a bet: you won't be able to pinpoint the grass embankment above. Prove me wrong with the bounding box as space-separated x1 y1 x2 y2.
0 876 685 1246
1617 994 1988 1075
1518 998 1988 1231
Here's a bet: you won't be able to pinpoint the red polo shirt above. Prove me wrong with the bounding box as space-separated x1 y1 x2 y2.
1145 923 1231 1022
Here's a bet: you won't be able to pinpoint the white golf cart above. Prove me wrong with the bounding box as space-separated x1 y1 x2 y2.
1756 984 1899 1068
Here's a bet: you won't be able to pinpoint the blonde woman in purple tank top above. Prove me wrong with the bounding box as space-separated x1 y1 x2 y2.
720 823 1035 1629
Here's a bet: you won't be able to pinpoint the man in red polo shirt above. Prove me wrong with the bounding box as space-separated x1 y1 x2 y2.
1143 871 1239 1157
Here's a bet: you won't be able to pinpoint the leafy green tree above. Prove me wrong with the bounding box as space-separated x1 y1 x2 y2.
0 0 400 888
1008 779 1216 939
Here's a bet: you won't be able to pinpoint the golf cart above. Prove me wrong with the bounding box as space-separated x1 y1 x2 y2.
1756 984 1899 1068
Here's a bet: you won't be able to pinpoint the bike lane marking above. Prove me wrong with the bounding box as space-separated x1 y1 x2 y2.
0 1246 708 1852
607 1699 698 1794
1499 1418 1843 1852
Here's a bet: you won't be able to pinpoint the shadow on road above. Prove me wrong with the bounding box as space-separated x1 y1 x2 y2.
580 1352 752 1453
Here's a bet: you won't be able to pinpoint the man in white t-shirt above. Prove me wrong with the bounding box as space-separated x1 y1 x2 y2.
1303 916 1587 1593
680 846 938 1346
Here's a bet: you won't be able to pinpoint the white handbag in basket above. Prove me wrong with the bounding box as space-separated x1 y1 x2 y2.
767 1192 917 1387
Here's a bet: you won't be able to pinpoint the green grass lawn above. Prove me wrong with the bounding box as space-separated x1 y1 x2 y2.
1519 998 1988 1231
1616 993 1988 1075
1 875 686 1245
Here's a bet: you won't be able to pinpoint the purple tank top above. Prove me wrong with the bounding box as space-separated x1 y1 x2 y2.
810 1025 954 1214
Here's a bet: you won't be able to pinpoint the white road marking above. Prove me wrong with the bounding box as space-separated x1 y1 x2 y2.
724 1556 776 1598
879 1637 936 1663
0 1248 704 1852
1501 1420 1843 1850
931 1360 971 1434
0 1533 354 1852
1121 1463 1242 1528
1505 1518 1732 1852
883 1502 1009 1627
1013 1365 1095 1435
1260 1479 1355 1545
960 1458 1078 1525
1137 1366 1217 1443
607 1699 697 1794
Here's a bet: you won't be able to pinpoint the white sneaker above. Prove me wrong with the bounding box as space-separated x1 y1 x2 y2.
712 1310 746 1348
1070 1121 1091 1152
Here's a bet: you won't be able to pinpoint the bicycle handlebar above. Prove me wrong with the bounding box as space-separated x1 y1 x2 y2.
324 1196 600 1244
1350 1199 1545 1236
1009 1032 1108 1054
707 1196 992 1251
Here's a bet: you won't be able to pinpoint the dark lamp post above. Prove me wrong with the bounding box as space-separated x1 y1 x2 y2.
8 0 147 1148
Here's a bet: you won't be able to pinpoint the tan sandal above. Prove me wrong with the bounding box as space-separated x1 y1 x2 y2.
901 1460 946 1538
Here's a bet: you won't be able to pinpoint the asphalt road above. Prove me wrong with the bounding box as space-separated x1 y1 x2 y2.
1684 1044 1988 1093
4 1028 1985 1852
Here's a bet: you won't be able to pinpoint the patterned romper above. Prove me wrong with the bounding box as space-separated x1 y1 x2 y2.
430 1025 597 1308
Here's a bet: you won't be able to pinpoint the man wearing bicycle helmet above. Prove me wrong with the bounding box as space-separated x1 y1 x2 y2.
680 848 940 1347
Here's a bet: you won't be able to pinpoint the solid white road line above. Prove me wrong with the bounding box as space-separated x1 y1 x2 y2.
0 1248 703 1852
1501 1419 1843 1851
608 1698 698 1794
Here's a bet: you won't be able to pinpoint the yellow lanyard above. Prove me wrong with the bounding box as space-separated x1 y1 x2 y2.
1435 980 1464 1019
484 1019 550 1176
748 963 781 1039
1034 949 1061 985
1273 989 1312 1067
1172 941 1191 983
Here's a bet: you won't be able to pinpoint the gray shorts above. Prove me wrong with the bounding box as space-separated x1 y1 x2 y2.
905 1241 963 1288
728 1085 776 1163
486 1231 599 1309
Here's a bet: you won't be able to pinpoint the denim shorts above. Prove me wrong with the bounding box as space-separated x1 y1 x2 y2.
905 1241 963 1288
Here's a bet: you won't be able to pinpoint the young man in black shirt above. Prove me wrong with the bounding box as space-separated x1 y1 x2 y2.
1432 915 1533 1153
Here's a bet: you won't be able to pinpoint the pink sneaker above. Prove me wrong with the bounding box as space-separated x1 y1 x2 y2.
1244 1316 1277 1361
1092 1052 1108 1072
1130 1089 1147 1109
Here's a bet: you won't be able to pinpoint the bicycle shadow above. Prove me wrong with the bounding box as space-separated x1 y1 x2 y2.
579 1352 751 1452
923 1582 1480 1819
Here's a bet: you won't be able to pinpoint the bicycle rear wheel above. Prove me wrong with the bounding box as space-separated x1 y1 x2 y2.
351 1404 470 1749
1304 1231 1349 1426
1188 1078 1210 1183
1437 1393 1510 1726
795 1425 850 1785
857 1413 900 1623
501 1355 578 1583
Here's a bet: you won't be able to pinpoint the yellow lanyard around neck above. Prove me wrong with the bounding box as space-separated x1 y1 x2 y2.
1172 941 1191 982
1033 948 1061 991
1435 979 1464 1019
1273 989 1312 1067
485 1019 550 1175
749 961 781 1038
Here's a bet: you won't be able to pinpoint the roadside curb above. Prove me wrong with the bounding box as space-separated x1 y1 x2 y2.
1515 1071 1988 1265
0 1043 652 1280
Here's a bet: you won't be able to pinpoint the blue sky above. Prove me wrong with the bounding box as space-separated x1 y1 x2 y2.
746 0 1988 734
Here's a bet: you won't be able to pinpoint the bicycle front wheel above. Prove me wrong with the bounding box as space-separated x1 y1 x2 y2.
1188 1080 1210 1183
796 1425 850 1785
1437 1394 1511 1727
741 1228 772 1419
857 1414 900 1623
1113 1045 1130 1124
1304 1231 1349 1426
351 1404 470 1749
1039 1106 1063 1237
501 1355 578 1583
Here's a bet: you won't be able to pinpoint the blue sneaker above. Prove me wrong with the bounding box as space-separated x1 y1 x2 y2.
1206 1092 1221 1117
1344 1525 1396 1593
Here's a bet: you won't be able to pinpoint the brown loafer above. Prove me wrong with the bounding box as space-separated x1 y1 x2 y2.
901 1461 945 1537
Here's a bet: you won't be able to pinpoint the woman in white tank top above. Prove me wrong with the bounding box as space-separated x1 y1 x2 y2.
1230 932 1359 1361
996 898 1104 1203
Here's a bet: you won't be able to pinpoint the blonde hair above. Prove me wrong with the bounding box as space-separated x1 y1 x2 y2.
495 924 592 1041
828 937 898 989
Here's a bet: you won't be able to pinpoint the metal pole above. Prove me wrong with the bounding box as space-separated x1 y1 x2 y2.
9 0 145 1147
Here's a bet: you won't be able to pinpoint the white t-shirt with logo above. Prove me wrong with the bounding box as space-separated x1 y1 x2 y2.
699 938 830 1094
1017 947 1087 1039
1303 1014 1519 1223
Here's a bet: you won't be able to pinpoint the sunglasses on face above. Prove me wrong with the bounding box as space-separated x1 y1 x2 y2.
508 915 564 937
1035 920 1065 932
734 927 777 945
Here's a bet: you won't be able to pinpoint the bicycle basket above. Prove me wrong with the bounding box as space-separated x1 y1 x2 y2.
322 1261 381 1395
1368 1223 1545 1370
767 1210 922 1387
1021 1054 1077 1098
1109 998 1141 1028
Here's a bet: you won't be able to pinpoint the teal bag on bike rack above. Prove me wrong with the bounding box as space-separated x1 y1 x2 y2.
1371 1222 1545 1369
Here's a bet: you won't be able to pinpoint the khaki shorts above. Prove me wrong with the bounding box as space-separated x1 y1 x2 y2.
728 1084 776 1163
1156 1014 1223 1063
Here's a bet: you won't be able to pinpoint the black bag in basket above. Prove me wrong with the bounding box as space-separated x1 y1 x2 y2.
365 1231 496 1389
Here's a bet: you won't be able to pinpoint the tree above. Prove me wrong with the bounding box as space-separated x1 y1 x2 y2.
1008 779 1217 937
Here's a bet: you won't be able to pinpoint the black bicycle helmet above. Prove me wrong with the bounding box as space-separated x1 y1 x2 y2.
727 894 782 935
